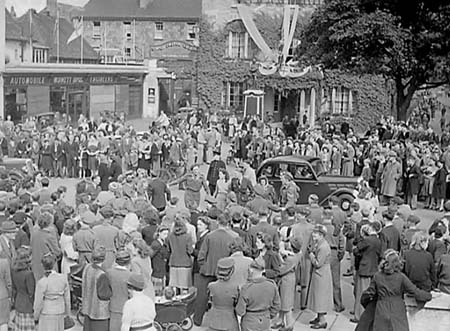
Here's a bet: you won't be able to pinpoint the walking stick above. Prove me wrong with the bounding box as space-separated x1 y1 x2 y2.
304 260 314 306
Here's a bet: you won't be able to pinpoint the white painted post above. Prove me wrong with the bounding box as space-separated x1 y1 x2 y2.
310 87 316 127
0 0 5 119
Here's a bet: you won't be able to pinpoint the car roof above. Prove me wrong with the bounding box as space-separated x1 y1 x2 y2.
263 155 320 164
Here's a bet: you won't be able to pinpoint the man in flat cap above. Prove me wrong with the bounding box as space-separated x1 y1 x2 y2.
106 250 131 331
93 206 119 269
236 261 281 331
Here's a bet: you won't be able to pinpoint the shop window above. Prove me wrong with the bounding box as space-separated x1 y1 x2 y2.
4 88 27 122
32 48 48 63
93 21 101 39
186 22 197 40
228 32 248 59
155 22 164 40
222 82 246 109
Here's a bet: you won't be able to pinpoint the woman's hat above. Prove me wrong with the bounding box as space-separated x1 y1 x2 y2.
1 221 17 233
115 250 131 265
216 257 235 279
127 273 145 291
312 224 327 236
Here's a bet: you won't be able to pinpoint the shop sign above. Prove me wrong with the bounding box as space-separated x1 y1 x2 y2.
5 74 143 86
150 40 198 52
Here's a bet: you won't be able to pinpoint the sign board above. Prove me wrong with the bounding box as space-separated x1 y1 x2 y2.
4 74 143 87
150 40 198 60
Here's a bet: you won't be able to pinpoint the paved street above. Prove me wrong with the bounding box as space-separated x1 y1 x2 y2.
49 164 442 331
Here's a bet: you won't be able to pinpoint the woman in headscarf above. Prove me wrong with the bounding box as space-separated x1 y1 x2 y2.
207 257 239 331
167 220 194 292
357 249 432 331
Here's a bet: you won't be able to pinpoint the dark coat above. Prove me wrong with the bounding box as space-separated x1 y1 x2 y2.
12 269 35 313
380 225 401 253
147 178 171 210
207 159 226 185
167 231 193 268
403 249 436 291
98 162 111 191
109 160 122 183
432 167 447 199
364 271 431 331
198 228 235 276
354 235 381 277
150 239 169 279
192 231 208 274
406 164 422 195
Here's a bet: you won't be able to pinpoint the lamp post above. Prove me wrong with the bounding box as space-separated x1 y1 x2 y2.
0 0 5 119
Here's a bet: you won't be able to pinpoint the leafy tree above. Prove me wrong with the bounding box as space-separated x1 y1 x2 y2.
298 0 450 120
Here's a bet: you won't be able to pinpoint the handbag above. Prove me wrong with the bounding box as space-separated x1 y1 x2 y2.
64 316 75 330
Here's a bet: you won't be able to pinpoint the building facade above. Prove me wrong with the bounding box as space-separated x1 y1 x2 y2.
200 0 391 132
78 0 201 118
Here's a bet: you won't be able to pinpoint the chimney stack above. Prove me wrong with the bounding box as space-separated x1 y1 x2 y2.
47 0 57 17
10 6 16 18
139 0 153 9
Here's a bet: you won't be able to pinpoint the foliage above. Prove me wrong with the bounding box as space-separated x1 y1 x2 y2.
298 0 450 120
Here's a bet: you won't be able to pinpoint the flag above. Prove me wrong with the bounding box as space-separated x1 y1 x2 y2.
67 17 83 44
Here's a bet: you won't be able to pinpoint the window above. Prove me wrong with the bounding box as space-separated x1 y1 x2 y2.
292 164 314 180
124 47 131 57
274 91 281 113
228 32 247 59
186 22 197 40
155 22 163 40
222 82 246 109
14 49 19 60
123 22 132 40
32 48 47 63
93 21 101 39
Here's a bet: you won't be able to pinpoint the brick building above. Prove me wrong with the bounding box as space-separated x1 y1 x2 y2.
78 0 201 116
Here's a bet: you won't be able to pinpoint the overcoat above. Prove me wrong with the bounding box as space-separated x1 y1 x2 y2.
207 280 240 331
381 159 402 197
363 271 431 331
31 227 61 281
306 238 333 313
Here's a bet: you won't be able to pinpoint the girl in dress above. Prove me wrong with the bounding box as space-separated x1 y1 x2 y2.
59 220 78 276
215 169 230 211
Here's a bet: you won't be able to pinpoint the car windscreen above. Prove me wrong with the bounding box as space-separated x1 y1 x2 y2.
310 159 326 177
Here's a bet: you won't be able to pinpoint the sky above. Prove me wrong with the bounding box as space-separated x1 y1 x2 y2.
6 0 89 17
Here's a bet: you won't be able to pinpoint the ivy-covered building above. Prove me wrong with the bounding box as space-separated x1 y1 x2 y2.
200 0 393 132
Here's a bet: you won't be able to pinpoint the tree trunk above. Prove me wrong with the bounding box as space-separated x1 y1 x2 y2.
395 76 418 122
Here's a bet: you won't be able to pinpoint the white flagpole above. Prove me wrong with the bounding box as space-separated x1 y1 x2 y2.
104 22 107 65
81 17 84 64
57 6 60 63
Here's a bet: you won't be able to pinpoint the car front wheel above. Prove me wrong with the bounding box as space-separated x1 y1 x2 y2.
338 193 354 212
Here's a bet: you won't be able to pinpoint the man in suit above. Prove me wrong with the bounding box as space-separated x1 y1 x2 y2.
64 134 79 178
207 150 226 194
147 172 171 213
37 177 52 206
380 210 401 253
51 138 65 178
194 214 235 326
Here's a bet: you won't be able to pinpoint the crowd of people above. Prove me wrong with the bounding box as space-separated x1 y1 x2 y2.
0 111 448 331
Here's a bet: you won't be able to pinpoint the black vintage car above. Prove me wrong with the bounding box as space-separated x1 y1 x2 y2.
256 155 359 210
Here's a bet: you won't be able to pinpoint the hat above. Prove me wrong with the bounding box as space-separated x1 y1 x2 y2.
127 273 146 291
205 195 217 205
108 182 120 192
91 246 106 263
207 207 221 220
407 215 421 225
115 250 131 265
227 192 237 203
231 212 242 222
361 208 370 218
382 210 394 221
309 194 319 203
388 151 397 157
249 260 265 271
0 221 17 233
312 224 327 236
216 257 235 279
391 196 404 205
290 237 302 252
99 206 115 219
444 201 450 212
41 177 50 186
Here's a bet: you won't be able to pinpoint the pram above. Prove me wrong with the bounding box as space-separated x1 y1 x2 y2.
154 287 197 331
69 263 85 325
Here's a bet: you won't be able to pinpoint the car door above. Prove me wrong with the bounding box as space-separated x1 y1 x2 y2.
288 162 323 204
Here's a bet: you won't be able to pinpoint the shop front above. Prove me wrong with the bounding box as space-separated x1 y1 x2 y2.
3 64 147 122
